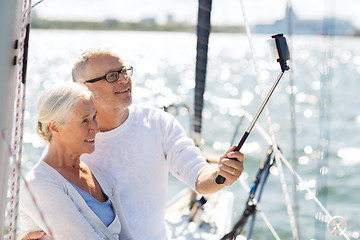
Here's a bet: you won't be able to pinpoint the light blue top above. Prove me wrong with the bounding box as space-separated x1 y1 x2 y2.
20 161 133 239
69 181 115 227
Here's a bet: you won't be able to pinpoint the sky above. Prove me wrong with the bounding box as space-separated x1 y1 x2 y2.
32 0 360 28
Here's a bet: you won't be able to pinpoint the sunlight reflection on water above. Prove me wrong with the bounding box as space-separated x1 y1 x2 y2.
17 30 360 239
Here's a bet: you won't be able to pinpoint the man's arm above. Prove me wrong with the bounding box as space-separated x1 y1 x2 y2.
195 145 244 194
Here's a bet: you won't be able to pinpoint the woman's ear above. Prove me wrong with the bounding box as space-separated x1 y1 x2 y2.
48 121 59 134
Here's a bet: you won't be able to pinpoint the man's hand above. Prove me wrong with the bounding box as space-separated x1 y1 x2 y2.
216 145 244 185
22 231 45 240
196 145 244 194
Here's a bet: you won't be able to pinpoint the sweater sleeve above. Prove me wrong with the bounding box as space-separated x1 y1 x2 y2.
20 172 106 240
161 111 208 191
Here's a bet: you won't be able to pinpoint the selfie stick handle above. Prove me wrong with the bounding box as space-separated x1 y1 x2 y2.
215 71 285 184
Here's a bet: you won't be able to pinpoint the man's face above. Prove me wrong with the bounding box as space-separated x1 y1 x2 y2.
81 53 132 113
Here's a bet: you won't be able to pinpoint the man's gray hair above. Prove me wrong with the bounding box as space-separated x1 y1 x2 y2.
71 48 112 83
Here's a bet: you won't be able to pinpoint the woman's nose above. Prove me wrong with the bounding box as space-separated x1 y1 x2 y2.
90 120 100 134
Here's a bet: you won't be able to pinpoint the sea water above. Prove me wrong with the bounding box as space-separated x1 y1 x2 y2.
9 30 360 239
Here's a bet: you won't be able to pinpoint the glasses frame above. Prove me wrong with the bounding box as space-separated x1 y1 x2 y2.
83 66 133 84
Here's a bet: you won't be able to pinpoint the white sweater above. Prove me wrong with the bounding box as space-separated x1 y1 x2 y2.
81 105 208 240
20 161 133 240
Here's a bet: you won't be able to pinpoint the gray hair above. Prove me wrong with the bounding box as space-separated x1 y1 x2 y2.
71 48 113 83
36 83 93 142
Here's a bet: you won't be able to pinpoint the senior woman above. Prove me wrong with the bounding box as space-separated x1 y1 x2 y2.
20 83 133 240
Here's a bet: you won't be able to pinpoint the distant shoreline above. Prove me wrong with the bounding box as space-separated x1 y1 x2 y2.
30 18 246 33
30 18 360 36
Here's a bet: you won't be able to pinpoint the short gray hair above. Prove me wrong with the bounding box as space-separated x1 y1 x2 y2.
36 83 93 142
71 48 113 83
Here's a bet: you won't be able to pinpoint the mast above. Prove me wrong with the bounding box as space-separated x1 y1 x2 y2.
0 0 23 237
194 0 212 147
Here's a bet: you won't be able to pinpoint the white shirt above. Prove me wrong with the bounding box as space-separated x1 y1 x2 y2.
81 105 208 240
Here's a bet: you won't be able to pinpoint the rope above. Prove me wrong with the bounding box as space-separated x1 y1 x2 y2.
2 132 53 238
6 2 52 238
7 0 31 238
238 0 299 239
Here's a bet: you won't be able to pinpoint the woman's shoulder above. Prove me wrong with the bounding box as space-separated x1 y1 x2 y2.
25 161 53 182
20 161 68 209
24 161 67 192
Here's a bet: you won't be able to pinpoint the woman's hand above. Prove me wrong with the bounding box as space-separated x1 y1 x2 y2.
21 231 45 240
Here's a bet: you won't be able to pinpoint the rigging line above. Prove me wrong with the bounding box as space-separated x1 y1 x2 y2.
1 132 54 238
237 177 280 240
315 0 335 238
229 115 280 239
31 0 44 8
246 148 275 239
238 0 299 239
277 150 350 240
237 109 351 239
221 147 279 240
257 211 281 240
7 1 32 239
285 0 300 235
272 147 299 239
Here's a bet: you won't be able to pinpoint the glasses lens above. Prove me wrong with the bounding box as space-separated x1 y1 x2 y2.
106 72 119 83
126 66 133 76
105 67 133 83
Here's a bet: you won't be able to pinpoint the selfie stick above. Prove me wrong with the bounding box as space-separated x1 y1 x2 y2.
215 34 290 184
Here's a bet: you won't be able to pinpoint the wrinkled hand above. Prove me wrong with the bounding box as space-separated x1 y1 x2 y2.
22 231 45 240
217 145 244 185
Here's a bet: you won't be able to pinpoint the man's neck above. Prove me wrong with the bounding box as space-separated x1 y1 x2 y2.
97 106 130 132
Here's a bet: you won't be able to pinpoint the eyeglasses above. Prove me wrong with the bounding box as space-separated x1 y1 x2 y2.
83 66 133 84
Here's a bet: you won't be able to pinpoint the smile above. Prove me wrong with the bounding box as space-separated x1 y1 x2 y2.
115 89 130 94
115 89 129 94
85 139 95 142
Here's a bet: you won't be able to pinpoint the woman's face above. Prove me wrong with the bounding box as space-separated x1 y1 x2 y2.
56 97 99 156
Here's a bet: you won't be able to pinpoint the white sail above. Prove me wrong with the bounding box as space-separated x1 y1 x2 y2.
0 0 23 237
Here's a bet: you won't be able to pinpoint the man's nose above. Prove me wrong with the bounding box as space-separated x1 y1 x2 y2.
116 74 129 84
